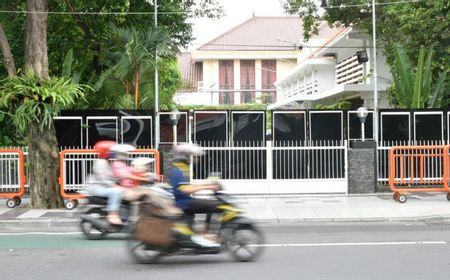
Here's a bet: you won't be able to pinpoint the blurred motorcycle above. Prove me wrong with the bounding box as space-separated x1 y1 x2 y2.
127 183 265 263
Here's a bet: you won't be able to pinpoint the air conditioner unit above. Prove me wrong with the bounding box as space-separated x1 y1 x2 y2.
197 81 204 91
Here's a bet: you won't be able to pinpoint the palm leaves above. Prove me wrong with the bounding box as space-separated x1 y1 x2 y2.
96 26 172 109
392 44 448 108
0 71 86 133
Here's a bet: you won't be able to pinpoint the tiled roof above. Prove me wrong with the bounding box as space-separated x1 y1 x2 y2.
311 22 346 39
197 16 303 51
177 52 193 81
176 52 202 92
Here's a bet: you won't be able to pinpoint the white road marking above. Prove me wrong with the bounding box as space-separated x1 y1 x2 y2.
253 241 447 247
0 232 446 249
0 209 11 215
0 232 82 236
15 210 48 219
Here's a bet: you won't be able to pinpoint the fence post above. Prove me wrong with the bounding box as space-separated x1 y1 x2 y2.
348 140 377 193
267 141 273 187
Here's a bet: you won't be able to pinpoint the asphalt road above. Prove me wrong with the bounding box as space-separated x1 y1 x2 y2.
1 223 450 280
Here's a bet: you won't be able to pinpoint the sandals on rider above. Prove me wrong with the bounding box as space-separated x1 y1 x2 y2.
107 214 123 225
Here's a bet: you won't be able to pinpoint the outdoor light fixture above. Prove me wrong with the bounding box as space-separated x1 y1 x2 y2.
357 106 369 141
320 0 378 143
356 50 369 63
169 110 181 146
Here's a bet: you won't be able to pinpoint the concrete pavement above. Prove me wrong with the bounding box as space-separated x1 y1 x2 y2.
1 192 450 232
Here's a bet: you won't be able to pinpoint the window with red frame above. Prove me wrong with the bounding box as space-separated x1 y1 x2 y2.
240 60 255 103
261 60 277 103
219 60 234 104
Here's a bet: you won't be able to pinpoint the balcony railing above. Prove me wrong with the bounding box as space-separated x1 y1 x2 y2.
335 55 364 85
215 89 277 105
174 89 277 106
284 80 318 99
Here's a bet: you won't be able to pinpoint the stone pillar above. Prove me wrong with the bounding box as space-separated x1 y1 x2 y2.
348 141 377 194
159 145 174 180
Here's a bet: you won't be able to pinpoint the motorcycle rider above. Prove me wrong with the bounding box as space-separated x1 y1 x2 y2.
168 143 223 242
87 140 125 225
110 144 181 217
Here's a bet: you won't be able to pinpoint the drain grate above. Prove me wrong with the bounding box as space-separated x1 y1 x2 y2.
423 218 450 226
284 200 304 204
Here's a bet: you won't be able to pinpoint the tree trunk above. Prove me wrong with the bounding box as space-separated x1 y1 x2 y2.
0 23 16 77
27 123 63 208
25 0 49 79
24 0 61 208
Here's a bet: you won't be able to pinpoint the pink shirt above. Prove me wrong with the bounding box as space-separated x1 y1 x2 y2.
111 161 134 188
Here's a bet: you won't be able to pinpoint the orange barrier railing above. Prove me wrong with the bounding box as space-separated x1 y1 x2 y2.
0 148 26 208
58 148 161 209
389 145 450 203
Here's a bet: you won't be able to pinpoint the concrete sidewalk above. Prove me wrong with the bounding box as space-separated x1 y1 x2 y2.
1 193 450 232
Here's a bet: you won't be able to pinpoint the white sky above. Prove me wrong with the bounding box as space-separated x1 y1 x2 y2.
187 0 286 51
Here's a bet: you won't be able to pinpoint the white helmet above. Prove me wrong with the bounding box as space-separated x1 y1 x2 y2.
172 143 204 161
110 144 135 160
131 157 154 172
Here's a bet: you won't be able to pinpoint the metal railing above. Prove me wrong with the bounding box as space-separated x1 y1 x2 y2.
199 89 277 105
0 149 25 195
335 55 364 85
388 145 450 202
377 140 445 185
59 149 161 199
284 80 318 98
192 140 347 181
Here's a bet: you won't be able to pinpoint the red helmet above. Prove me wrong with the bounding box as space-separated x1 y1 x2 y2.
94 140 117 159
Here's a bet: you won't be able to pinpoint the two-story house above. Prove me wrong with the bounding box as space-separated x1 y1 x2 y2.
175 16 304 106
268 23 393 110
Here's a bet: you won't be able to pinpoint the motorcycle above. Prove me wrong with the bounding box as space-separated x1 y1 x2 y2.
79 182 176 240
127 187 265 263
79 195 132 240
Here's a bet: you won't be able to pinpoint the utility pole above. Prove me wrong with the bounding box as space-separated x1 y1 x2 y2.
372 0 378 143
153 0 160 150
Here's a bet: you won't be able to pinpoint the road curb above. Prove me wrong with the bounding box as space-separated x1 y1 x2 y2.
1 214 450 232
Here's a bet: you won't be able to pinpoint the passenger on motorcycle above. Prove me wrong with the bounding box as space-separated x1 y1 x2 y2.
87 140 125 225
110 144 181 217
168 143 223 241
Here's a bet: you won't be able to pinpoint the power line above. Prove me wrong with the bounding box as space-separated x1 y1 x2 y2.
0 0 429 15
322 0 427 9
0 10 185 15
189 43 448 50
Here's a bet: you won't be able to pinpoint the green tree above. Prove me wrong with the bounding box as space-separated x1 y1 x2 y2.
391 44 448 108
282 0 449 103
95 26 172 109
0 0 223 79
0 72 85 208
0 1 88 209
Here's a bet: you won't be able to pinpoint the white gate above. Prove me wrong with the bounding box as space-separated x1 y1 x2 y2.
192 141 348 194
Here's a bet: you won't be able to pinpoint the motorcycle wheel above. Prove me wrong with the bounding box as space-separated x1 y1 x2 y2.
227 225 264 262
127 227 161 264
80 208 107 240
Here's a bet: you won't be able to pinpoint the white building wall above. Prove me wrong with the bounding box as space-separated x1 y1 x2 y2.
178 56 299 106
234 60 240 104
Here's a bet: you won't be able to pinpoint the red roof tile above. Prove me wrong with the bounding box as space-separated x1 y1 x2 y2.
197 16 303 51
177 52 202 92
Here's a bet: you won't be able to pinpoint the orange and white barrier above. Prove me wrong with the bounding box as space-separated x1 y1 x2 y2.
389 145 450 203
0 148 26 208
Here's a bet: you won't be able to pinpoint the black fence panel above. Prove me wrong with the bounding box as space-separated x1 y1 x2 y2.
309 111 343 142
54 117 83 147
272 111 306 147
232 111 266 146
159 112 188 144
193 111 228 146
